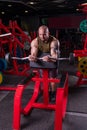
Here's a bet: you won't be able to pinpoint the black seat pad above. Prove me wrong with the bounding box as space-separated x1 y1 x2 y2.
30 53 57 69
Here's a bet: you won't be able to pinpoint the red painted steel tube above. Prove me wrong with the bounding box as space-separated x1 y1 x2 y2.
13 81 40 130
22 81 41 115
13 69 68 130
13 85 25 130
54 73 68 130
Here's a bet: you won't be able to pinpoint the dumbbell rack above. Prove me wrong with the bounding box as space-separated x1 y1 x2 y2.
13 68 68 130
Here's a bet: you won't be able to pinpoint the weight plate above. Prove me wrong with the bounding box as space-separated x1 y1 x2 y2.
0 59 7 71
0 72 3 84
78 57 82 61
80 20 87 33
78 57 87 76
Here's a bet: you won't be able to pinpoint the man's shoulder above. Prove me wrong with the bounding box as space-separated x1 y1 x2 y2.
50 35 57 41
31 37 38 43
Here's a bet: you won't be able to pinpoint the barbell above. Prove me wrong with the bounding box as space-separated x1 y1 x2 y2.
5 52 75 64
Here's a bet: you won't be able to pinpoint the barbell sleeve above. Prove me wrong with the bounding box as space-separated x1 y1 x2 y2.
58 57 69 60
48 56 69 61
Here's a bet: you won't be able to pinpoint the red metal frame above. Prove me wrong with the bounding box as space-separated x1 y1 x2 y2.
8 20 31 44
74 49 87 86
0 19 30 75
75 71 87 86
54 74 68 130
13 69 68 130
74 34 87 86
74 34 87 57
73 5 87 86
8 20 37 41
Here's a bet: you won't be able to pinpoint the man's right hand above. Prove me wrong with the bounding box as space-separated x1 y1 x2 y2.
28 55 37 62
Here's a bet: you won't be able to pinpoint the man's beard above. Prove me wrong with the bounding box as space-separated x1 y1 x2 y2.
41 38 48 43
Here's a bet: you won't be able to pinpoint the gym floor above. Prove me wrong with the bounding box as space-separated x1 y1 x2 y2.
0 60 87 130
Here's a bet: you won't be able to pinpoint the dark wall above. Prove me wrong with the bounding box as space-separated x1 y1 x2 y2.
48 14 86 29
21 15 40 32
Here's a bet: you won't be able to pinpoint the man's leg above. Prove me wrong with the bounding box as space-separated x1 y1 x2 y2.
49 69 57 102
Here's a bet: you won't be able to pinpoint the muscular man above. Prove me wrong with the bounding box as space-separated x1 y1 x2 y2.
29 25 60 102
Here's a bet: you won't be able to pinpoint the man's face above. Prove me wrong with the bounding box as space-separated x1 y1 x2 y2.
38 28 49 42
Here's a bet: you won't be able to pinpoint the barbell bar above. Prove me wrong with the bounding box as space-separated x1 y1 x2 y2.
0 33 12 37
5 53 43 62
5 52 75 64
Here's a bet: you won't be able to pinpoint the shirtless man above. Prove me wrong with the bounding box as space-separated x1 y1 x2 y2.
29 25 60 102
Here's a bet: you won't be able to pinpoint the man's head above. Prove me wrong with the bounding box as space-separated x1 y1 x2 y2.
38 25 50 42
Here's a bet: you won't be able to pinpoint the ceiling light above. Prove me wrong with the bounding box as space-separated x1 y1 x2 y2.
76 8 79 11
8 4 12 7
25 10 28 13
1 12 5 14
53 0 65 3
81 3 87 6
57 5 65 7
27 1 37 5
29 2 35 5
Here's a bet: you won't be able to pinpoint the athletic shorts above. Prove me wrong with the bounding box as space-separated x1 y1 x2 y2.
39 68 57 78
